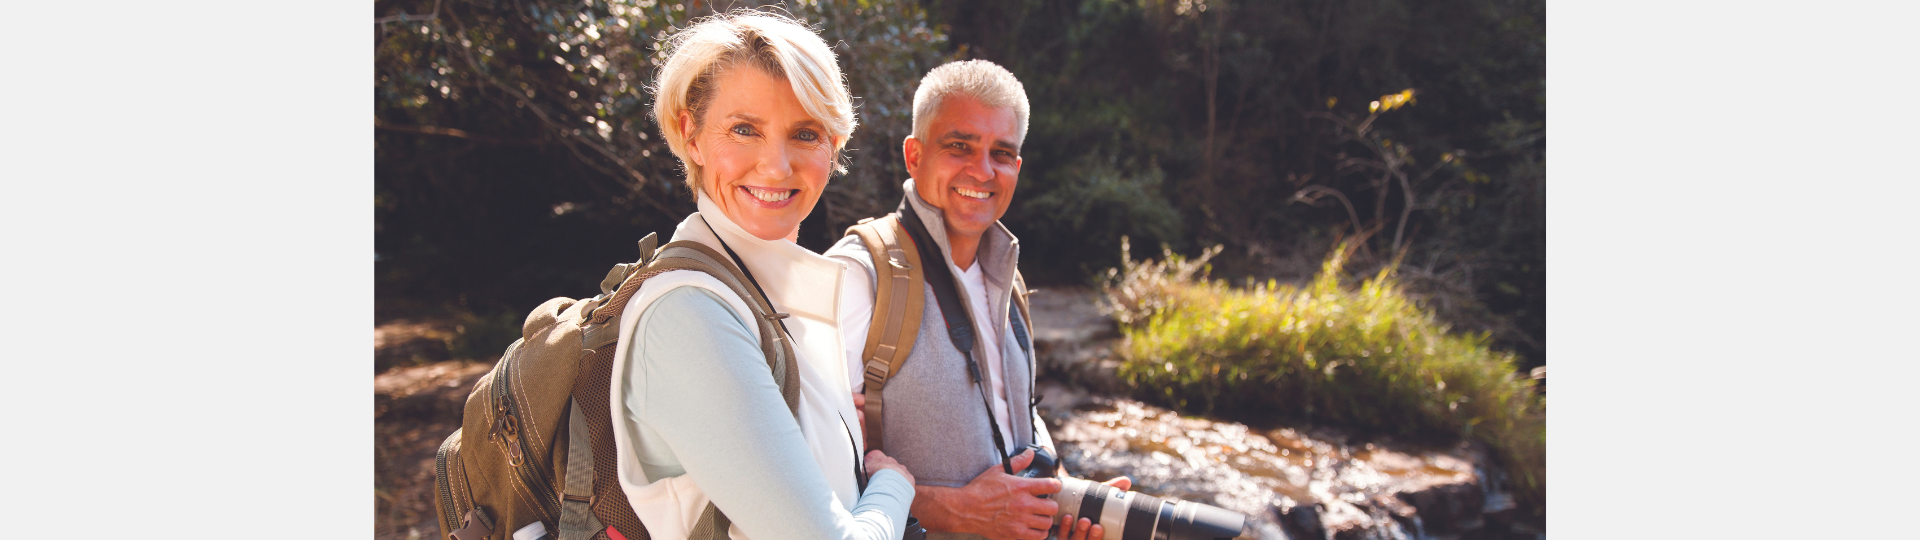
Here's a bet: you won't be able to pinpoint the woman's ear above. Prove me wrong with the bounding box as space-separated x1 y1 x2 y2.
678 110 703 167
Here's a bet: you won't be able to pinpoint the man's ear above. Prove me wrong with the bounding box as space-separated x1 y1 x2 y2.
902 135 922 178
678 110 703 167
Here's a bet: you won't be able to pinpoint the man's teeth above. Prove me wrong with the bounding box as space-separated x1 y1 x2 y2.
956 187 991 199
745 187 794 202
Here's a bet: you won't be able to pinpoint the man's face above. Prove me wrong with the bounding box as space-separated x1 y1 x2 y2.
904 95 1022 243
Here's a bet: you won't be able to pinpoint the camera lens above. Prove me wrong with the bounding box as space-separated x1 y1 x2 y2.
1012 445 1248 540
1051 478 1248 540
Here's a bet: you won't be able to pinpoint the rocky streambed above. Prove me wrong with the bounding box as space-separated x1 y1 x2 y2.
1028 288 1540 540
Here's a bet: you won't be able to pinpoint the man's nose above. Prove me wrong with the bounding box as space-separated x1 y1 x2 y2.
968 150 996 183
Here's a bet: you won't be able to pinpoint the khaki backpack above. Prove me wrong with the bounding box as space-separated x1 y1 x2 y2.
843 214 1031 453
433 233 799 540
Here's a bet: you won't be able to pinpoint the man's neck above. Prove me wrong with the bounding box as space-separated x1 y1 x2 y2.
948 234 980 271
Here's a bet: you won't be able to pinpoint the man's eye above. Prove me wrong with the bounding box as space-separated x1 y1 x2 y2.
731 124 757 137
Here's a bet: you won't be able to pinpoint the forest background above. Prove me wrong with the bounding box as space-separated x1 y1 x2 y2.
373 0 1547 372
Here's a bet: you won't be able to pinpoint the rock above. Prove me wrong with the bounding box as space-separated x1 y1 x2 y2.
1040 395 1515 540
1026 287 1127 393
1393 475 1484 535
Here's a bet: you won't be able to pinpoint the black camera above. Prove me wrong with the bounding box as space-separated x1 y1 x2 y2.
1013 445 1248 540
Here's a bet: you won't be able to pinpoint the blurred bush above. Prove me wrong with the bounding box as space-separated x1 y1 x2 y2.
1104 241 1544 515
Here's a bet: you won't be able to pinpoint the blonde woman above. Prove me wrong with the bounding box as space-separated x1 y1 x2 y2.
607 11 915 540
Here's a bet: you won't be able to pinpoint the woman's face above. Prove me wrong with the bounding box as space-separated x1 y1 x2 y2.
680 66 835 242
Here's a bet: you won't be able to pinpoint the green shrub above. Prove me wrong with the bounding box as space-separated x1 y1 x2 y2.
1103 240 1544 515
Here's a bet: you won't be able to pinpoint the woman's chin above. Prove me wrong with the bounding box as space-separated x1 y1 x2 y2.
736 215 799 242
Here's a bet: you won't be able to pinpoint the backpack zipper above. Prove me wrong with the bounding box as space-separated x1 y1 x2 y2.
436 431 462 533
491 353 563 521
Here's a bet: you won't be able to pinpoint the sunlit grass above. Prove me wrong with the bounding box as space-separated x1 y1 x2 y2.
1102 240 1544 514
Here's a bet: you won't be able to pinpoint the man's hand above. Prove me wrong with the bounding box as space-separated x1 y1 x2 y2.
912 449 1062 540
1057 477 1131 540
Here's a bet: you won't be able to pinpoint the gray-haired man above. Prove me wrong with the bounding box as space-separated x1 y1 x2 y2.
829 59 1130 540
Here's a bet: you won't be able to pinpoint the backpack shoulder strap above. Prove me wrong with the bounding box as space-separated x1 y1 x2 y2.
844 214 926 453
572 235 800 540
645 240 801 413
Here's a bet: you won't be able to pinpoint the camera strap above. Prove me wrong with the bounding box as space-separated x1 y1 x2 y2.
898 200 1016 475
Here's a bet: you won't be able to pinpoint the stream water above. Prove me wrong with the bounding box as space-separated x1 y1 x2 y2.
1037 382 1515 540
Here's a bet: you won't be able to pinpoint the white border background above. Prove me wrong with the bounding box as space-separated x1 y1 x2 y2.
3 0 1916 537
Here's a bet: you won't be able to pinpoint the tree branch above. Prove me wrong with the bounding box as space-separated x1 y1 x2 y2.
375 118 540 145
442 9 678 217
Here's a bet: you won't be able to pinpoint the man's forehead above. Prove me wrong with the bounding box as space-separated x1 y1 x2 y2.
930 108 1021 150
930 97 1017 133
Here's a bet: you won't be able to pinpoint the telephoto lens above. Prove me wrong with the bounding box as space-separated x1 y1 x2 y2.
1012 446 1251 540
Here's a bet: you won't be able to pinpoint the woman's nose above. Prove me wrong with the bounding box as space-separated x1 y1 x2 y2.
757 142 795 180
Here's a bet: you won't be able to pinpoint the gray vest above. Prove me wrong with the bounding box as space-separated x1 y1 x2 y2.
879 281 1036 489
832 188 1037 540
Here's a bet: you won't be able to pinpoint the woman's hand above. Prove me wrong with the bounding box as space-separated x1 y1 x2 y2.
865 450 915 486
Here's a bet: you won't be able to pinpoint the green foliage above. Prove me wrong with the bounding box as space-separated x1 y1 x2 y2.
929 0 1545 367
1020 155 1186 278
1104 242 1544 514
375 0 950 311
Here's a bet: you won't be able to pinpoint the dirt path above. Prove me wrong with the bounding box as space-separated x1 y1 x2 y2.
374 318 493 540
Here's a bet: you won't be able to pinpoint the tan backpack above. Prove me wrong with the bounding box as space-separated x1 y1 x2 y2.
843 214 1031 453
433 233 798 540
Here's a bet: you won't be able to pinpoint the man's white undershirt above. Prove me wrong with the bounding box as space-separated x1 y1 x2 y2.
955 261 1014 447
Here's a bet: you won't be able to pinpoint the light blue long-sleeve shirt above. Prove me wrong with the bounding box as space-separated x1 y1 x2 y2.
624 286 913 540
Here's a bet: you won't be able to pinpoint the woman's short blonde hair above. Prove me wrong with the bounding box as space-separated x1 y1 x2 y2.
652 10 855 195
911 60 1030 146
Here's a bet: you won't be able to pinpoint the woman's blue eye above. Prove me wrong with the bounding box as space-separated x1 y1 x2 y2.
731 124 756 136
795 130 819 142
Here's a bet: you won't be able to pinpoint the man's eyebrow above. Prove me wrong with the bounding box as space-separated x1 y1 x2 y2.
992 138 1021 155
936 130 980 142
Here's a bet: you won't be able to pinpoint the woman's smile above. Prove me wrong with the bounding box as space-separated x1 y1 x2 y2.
741 185 799 205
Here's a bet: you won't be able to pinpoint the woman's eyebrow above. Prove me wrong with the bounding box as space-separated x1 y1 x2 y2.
788 118 826 131
724 112 767 125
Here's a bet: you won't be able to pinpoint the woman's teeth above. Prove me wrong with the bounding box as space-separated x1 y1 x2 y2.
744 187 794 202
956 187 991 199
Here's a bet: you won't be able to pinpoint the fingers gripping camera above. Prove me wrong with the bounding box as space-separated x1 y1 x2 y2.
1013 446 1250 540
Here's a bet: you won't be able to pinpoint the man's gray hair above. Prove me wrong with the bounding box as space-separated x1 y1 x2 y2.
910 60 1030 146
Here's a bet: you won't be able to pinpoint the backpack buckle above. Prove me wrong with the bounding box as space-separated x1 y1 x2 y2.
448 507 495 540
885 249 912 270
